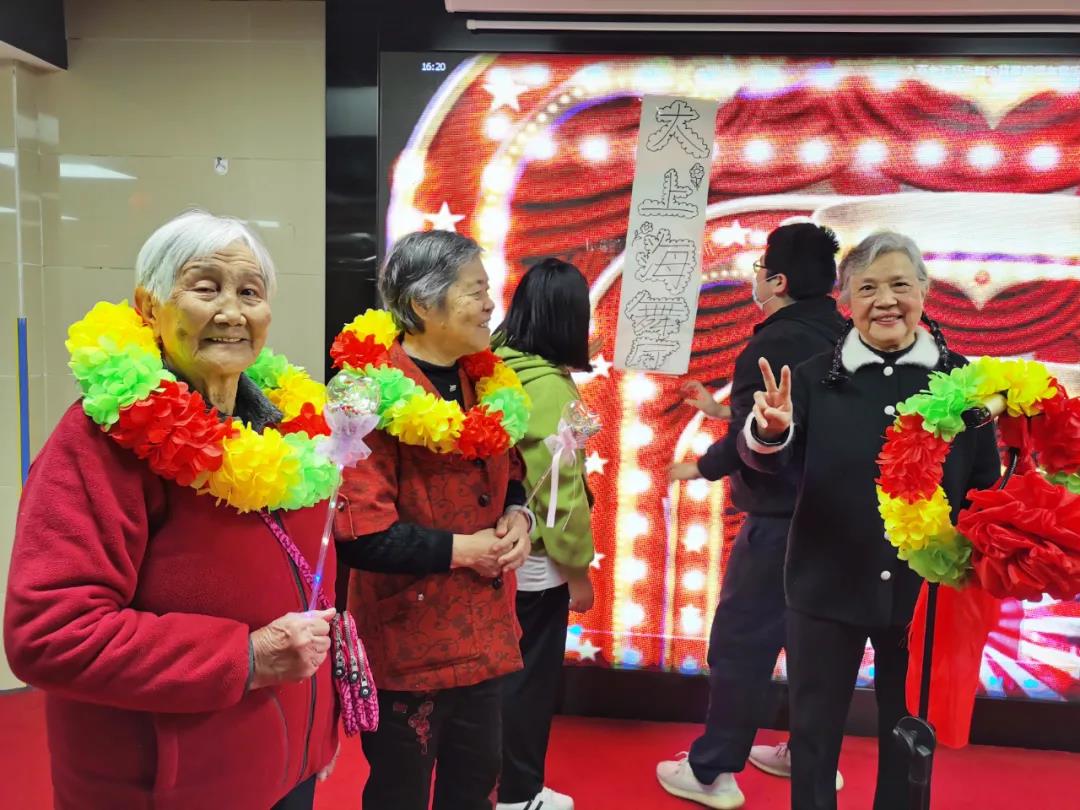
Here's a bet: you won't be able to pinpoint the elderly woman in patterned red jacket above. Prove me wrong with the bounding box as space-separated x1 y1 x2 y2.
333 229 534 810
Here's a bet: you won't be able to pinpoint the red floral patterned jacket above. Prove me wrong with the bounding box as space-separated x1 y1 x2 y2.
334 342 524 691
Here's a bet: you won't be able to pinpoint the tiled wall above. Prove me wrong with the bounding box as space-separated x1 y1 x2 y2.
0 0 326 689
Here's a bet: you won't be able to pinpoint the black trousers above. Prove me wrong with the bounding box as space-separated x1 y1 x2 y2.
271 776 316 810
499 584 571 803
787 608 909 810
361 678 503 810
689 515 789 783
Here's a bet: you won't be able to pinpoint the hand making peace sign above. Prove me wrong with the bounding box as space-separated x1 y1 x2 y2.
751 357 793 441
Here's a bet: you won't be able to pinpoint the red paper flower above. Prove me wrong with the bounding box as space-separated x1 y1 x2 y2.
1029 389 1080 475
331 330 389 370
958 471 1080 601
112 380 238 487
461 348 499 381
457 405 511 460
876 414 951 502
279 401 331 437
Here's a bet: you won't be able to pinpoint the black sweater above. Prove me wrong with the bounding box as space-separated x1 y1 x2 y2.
696 296 847 516
739 327 1002 627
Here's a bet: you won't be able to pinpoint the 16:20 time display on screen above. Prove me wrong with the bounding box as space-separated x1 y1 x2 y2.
421 61 447 72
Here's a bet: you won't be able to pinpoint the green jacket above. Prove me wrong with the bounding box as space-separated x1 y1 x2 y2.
495 345 595 572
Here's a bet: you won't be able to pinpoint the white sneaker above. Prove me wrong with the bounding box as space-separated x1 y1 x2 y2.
656 753 745 809
748 742 844 791
496 785 574 810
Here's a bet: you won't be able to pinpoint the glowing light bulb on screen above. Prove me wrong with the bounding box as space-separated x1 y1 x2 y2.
691 432 713 456
580 135 610 163
626 373 658 403
620 602 646 628
619 556 648 584
967 144 1002 171
393 150 425 190
625 421 654 448
1050 69 1080 94
856 139 888 167
1027 144 1060 172
810 66 846 90
683 524 708 553
485 115 512 141
481 161 515 193
687 478 711 502
743 139 774 165
619 511 649 539
914 140 947 167
799 138 831 166
624 467 652 495
747 66 786 94
682 569 707 592
694 66 738 96
525 131 557 160
635 64 674 93
680 605 705 635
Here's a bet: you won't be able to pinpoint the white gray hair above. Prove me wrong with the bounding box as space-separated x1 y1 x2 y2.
379 230 483 334
135 210 277 301
837 230 929 303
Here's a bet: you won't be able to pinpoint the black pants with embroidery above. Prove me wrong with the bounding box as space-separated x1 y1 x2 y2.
360 678 502 810
499 583 571 803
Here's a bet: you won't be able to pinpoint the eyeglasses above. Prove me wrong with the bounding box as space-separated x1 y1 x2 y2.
753 260 768 273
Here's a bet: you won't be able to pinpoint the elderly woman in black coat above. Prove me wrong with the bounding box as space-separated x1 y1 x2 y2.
739 231 1001 810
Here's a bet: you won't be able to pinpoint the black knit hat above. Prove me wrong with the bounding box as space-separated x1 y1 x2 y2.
762 223 840 300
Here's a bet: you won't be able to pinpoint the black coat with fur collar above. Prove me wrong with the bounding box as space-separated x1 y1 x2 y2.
739 327 1002 627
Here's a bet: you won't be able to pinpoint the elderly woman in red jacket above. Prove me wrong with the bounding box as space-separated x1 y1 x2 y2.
333 229 533 810
4 211 340 810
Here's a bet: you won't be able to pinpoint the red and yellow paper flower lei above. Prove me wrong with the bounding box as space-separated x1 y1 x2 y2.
876 356 1080 595
67 301 338 513
330 309 531 459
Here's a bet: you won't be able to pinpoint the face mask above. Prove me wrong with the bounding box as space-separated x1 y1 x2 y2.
751 274 776 309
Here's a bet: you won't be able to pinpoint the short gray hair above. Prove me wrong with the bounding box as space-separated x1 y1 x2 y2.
837 230 929 303
135 210 277 301
379 230 483 333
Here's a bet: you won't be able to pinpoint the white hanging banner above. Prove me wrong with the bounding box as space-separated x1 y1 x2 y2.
614 95 718 375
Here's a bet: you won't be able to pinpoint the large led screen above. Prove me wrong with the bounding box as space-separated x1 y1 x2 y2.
378 52 1080 702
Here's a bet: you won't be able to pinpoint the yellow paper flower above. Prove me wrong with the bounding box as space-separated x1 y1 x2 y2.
342 309 399 349
476 362 525 401
204 425 301 512
1001 359 1056 417
968 356 1012 400
66 300 157 356
266 367 327 421
384 391 464 453
877 486 953 553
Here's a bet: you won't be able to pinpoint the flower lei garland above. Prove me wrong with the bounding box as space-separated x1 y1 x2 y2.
876 356 1080 595
67 301 339 513
329 309 531 459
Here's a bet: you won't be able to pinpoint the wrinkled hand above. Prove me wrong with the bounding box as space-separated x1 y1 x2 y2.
681 381 729 419
669 461 702 482
567 571 595 613
452 528 509 578
317 740 341 782
495 511 532 573
249 608 335 689
751 357 792 441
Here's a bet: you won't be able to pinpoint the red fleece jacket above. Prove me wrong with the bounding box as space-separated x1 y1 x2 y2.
4 404 338 809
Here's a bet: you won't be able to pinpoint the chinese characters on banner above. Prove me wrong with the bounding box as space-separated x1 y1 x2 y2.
615 95 719 375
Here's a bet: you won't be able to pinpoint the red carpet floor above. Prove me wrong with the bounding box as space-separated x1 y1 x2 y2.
2 688 1076 809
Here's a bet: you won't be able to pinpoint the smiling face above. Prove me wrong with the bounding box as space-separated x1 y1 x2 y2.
139 242 271 388
416 256 495 359
847 250 925 352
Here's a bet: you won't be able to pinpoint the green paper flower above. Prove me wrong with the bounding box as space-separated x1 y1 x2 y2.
362 365 420 426
901 533 973 588
481 388 530 443
277 433 341 510
70 345 172 426
1045 471 1080 495
898 367 983 440
245 348 291 390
